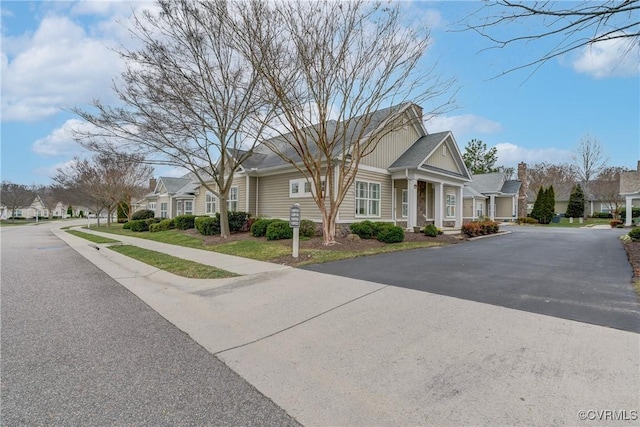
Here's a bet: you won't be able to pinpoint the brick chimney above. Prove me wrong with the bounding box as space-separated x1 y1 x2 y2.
517 162 528 219
149 178 157 191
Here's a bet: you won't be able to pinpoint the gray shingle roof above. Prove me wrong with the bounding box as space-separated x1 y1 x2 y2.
468 173 505 193
160 177 192 194
501 180 521 194
463 186 486 198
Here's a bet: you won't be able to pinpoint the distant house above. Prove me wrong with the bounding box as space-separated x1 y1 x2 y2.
620 161 640 226
135 103 473 231
463 172 521 222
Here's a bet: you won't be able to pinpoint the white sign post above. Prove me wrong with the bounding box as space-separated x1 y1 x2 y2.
289 203 301 258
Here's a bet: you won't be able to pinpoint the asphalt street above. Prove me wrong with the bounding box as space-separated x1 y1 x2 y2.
304 226 640 333
0 222 299 426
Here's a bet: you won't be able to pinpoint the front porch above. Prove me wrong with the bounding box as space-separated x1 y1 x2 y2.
391 175 464 232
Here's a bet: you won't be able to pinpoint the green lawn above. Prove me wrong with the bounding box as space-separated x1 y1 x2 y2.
530 217 613 228
66 230 121 244
108 245 237 279
88 224 448 266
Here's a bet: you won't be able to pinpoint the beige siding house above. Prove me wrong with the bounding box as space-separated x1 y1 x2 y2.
136 103 472 231
621 161 640 226
464 172 521 222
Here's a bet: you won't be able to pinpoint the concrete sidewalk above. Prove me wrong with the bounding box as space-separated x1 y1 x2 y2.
53 223 640 426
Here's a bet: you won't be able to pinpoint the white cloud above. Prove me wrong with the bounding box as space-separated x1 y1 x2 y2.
33 158 78 180
495 142 572 167
571 35 639 78
425 114 503 136
1 14 124 122
32 118 91 156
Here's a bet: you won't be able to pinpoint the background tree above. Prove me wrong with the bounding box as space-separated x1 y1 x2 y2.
572 135 608 218
232 0 454 244
0 182 35 221
465 1 639 75
565 184 585 218
73 0 276 238
531 186 555 224
545 185 556 222
35 185 67 219
527 162 578 195
590 166 629 219
462 139 499 174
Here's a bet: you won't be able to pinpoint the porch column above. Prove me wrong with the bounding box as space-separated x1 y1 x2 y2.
489 194 495 221
472 198 476 221
626 196 633 226
408 178 418 229
455 185 463 229
434 182 443 228
391 179 396 225
512 195 517 220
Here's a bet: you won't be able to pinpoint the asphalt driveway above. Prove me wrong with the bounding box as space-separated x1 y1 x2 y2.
304 226 640 333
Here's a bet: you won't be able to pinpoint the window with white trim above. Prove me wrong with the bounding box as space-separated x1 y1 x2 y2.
160 202 168 218
446 193 456 218
184 200 193 215
601 204 612 214
476 201 484 218
290 178 325 198
205 191 217 214
355 180 381 217
176 200 183 216
401 189 408 218
148 202 156 211
228 187 238 212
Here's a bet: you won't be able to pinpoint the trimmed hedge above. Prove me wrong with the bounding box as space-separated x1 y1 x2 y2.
266 220 293 240
195 216 220 236
123 221 131 230
228 211 250 233
424 224 438 237
628 227 640 242
300 219 316 238
350 220 378 239
132 209 155 220
150 219 174 232
377 225 404 243
251 218 278 237
174 214 197 230
462 220 500 237
128 219 150 232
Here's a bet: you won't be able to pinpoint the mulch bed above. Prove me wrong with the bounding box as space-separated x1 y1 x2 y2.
622 241 640 278
182 228 465 266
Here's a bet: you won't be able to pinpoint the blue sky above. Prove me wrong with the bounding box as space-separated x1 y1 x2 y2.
2 1 639 185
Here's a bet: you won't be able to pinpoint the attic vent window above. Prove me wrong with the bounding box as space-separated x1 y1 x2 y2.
442 146 447 157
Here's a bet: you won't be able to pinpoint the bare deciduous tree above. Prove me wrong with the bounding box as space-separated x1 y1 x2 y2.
0 182 35 221
465 0 640 75
54 153 153 226
590 166 630 219
72 0 276 238
232 0 455 244
525 162 578 195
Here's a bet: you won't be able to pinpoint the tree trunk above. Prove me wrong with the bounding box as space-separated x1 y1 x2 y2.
321 208 338 245
218 196 230 239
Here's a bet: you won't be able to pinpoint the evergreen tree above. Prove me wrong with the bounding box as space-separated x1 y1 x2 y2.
462 139 499 174
544 185 556 224
565 184 585 218
531 187 544 222
67 205 73 217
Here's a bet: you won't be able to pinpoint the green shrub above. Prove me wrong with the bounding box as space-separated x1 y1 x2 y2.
300 220 317 238
128 219 150 232
377 225 404 243
266 220 293 240
251 218 277 237
628 227 640 242
620 207 640 218
132 209 155 220
424 224 438 237
591 212 613 219
117 202 129 223
123 221 131 230
227 211 250 232
195 216 220 236
350 220 378 239
150 219 174 232
518 217 538 224
174 214 197 230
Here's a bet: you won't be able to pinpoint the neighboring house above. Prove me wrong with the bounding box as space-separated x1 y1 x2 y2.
135 103 472 231
620 161 640 226
463 172 521 222
136 176 200 219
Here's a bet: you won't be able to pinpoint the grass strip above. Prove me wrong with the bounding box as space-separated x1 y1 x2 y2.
108 245 238 279
67 230 120 244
